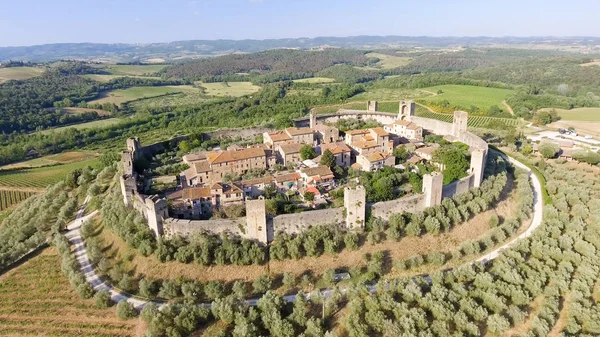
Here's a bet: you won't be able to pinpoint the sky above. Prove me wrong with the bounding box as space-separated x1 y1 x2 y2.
0 0 598 47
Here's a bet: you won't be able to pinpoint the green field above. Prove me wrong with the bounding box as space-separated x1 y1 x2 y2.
81 74 161 83
0 151 99 170
0 159 100 188
88 85 201 105
350 88 430 102
361 52 412 70
198 81 261 97
415 109 521 128
0 190 38 210
0 67 45 83
103 64 167 76
293 77 336 84
420 85 514 110
38 118 122 135
540 107 600 121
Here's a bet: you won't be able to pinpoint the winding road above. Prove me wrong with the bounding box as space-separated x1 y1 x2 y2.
66 154 544 309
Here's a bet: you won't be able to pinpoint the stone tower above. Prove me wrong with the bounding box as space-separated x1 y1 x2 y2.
121 150 134 176
309 109 317 129
344 186 366 230
452 111 469 139
423 172 443 208
119 174 136 207
470 148 487 188
126 137 141 160
367 100 378 112
246 197 268 244
398 100 415 121
145 195 168 237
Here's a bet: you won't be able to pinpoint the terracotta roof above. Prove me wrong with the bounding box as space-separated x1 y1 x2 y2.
182 187 211 200
320 142 351 155
182 153 206 163
267 132 292 142
211 183 223 190
416 146 437 156
278 143 305 154
352 140 379 149
365 152 389 162
364 135 375 141
345 129 370 135
407 124 421 130
392 120 413 126
305 186 321 196
407 155 423 164
285 127 314 136
274 172 301 183
370 127 388 137
223 184 243 195
300 165 334 178
194 161 211 173
240 176 274 187
206 148 266 164
351 163 362 169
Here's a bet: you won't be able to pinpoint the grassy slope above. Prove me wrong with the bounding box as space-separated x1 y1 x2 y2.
197 81 261 97
361 52 412 70
0 151 98 170
0 158 100 188
421 84 514 109
88 85 201 105
293 77 336 84
37 118 123 135
0 66 45 83
540 107 600 121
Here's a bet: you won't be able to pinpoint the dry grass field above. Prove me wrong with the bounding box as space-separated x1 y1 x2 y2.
197 81 261 97
0 247 138 337
360 52 412 70
89 86 200 106
292 77 336 84
0 67 45 83
541 107 600 121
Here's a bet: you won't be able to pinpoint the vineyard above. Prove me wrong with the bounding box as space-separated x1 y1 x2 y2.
0 190 37 211
415 110 521 129
0 248 137 336
0 159 100 189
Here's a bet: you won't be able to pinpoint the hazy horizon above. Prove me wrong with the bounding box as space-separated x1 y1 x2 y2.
1 0 599 47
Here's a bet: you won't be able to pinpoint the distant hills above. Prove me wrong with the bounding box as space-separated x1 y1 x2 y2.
1 35 599 63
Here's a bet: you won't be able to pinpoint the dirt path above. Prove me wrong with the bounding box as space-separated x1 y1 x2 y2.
548 294 570 337
497 296 545 337
502 100 515 116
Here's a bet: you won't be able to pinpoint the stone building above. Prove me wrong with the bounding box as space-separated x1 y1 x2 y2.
355 151 395 172
276 143 305 166
318 142 352 167
384 119 423 141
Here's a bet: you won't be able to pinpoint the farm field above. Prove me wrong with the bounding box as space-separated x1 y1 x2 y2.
81 74 161 83
540 107 600 121
130 92 210 109
361 52 412 70
0 66 45 83
419 85 514 110
38 118 122 135
349 88 430 102
0 151 99 170
55 107 112 117
415 109 521 128
0 158 100 189
103 64 167 76
88 85 201 105
0 189 38 211
293 77 336 84
0 247 137 336
197 81 261 97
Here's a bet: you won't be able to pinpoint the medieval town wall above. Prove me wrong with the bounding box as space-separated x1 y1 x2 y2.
369 194 425 219
120 105 491 243
442 174 474 199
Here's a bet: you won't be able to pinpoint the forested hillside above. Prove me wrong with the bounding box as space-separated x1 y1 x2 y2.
0 73 98 133
162 49 371 81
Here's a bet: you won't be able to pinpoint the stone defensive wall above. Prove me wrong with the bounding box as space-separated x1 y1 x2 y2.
121 104 490 244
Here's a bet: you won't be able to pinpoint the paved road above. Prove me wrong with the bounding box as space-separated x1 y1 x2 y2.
67 154 544 309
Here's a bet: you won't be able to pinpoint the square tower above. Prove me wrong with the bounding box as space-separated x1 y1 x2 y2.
423 172 443 208
344 186 366 230
398 100 415 121
246 197 268 244
452 111 469 139
470 148 487 188
367 101 378 112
